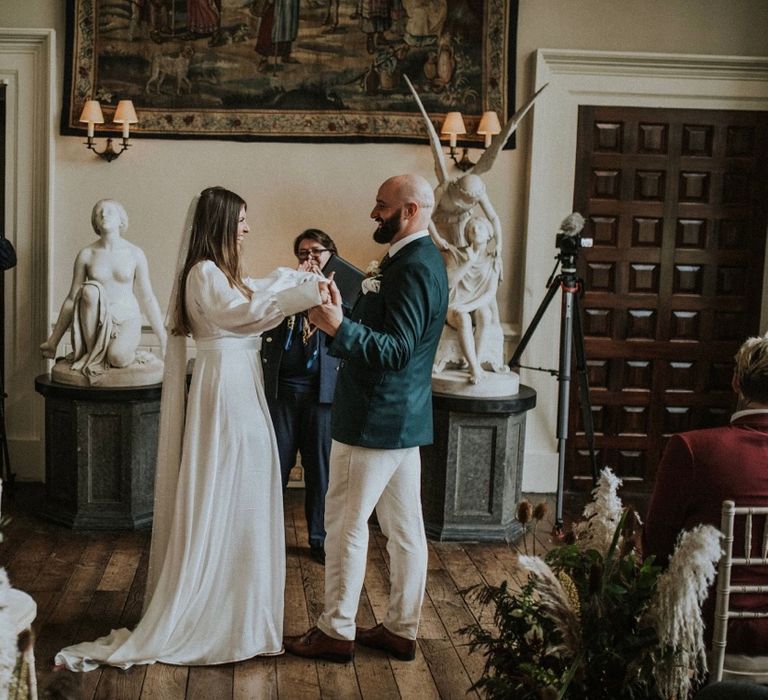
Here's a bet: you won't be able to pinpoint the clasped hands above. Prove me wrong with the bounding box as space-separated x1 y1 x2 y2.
297 259 344 337
311 273 343 336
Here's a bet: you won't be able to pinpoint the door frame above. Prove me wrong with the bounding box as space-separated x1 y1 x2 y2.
520 49 768 492
0 29 56 480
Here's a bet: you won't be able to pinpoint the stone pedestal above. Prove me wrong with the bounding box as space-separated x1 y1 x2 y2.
34 374 161 529
421 385 536 542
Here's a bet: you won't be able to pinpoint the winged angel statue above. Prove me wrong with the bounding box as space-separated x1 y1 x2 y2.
404 76 546 390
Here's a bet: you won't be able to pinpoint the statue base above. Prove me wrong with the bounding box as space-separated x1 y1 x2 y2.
51 351 163 387
421 386 536 542
34 374 161 529
431 368 520 398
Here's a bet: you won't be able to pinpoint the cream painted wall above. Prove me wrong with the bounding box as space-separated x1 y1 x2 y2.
1 0 766 482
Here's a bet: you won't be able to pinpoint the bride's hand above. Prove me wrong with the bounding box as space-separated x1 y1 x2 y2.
318 278 332 305
318 271 336 303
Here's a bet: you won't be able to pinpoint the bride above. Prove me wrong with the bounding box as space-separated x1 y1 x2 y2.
55 186 330 670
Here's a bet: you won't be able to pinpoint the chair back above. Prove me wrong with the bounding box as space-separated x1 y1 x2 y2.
711 499 768 683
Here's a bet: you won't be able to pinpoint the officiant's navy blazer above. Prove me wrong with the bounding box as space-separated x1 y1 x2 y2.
261 322 339 404
328 236 448 449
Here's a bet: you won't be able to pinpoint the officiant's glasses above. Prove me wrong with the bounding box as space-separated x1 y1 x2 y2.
296 248 332 260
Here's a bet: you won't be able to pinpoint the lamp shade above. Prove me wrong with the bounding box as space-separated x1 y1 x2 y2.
477 110 501 136
440 111 467 136
79 100 105 124
113 100 138 124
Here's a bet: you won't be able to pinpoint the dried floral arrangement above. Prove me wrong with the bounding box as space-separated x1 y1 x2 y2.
462 468 723 700
0 503 17 697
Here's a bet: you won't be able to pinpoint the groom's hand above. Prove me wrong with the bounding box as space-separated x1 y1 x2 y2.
308 277 343 337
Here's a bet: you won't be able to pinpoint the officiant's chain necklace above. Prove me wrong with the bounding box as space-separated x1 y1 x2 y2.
285 314 318 346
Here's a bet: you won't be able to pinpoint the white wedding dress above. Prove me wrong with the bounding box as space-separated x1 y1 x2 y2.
56 261 321 670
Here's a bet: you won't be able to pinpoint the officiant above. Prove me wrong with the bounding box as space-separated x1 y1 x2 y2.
261 229 341 565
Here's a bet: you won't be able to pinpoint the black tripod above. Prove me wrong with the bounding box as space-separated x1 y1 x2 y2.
510 237 599 532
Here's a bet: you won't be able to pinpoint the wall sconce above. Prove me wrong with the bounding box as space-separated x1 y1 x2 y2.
441 110 502 171
79 100 138 162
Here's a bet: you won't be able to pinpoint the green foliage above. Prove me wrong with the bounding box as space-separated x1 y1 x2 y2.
463 579 566 699
461 513 666 700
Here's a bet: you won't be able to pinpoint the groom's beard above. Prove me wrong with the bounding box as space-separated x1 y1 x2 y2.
373 210 402 244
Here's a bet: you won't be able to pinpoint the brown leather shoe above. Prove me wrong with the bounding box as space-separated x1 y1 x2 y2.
356 624 416 661
284 627 354 663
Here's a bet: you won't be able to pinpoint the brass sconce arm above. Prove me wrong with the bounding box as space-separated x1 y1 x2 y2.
447 146 477 172
84 136 132 163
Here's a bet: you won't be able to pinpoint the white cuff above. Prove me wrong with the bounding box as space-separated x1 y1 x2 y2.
275 280 322 317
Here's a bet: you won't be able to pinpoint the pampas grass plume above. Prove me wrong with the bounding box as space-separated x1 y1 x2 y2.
650 524 723 700
518 556 581 657
575 467 624 556
0 568 18 698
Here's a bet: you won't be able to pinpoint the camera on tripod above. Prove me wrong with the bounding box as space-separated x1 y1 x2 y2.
554 213 593 262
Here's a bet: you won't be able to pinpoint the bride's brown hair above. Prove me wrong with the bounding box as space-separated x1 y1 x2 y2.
172 186 253 336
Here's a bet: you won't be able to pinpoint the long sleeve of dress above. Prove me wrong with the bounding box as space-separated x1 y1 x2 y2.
189 261 321 336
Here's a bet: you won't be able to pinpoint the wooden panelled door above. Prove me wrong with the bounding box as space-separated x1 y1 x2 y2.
568 106 768 495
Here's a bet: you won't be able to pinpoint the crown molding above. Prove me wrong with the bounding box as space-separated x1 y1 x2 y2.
537 49 768 81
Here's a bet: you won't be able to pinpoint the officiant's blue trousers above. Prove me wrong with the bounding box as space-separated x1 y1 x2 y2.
268 389 331 549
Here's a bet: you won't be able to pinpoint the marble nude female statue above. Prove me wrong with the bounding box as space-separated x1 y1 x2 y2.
404 76 545 388
40 199 167 385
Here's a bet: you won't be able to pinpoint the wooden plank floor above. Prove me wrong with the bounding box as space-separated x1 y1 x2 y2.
0 485 579 699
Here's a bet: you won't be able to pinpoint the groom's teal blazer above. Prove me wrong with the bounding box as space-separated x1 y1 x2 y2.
328 235 448 449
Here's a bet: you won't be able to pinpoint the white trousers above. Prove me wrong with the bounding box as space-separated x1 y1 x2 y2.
316 440 428 641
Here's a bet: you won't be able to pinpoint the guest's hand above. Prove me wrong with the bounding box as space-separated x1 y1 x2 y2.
298 259 323 276
309 276 343 337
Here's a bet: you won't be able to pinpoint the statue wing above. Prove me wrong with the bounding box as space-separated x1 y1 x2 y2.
472 83 548 177
404 74 450 186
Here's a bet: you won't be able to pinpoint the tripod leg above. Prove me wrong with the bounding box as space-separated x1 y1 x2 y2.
554 287 576 532
572 292 599 484
509 276 561 369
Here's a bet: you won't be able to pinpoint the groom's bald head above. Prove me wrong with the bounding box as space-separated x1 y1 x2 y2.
372 174 434 245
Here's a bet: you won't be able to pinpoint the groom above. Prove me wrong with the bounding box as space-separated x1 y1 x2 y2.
285 174 448 663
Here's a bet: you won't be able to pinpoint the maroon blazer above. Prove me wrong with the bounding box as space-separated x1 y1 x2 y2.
643 412 768 654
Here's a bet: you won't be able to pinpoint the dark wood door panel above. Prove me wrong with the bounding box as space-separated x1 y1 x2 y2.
569 105 768 493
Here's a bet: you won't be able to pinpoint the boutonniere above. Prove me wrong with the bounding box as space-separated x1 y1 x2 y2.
361 260 382 295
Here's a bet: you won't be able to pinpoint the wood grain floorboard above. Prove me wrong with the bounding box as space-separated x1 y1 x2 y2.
233 656 278 700
140 663 189 700
1 484 575 699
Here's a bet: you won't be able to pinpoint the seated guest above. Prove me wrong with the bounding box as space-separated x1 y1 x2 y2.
261 229 341 565
643 334 768 656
